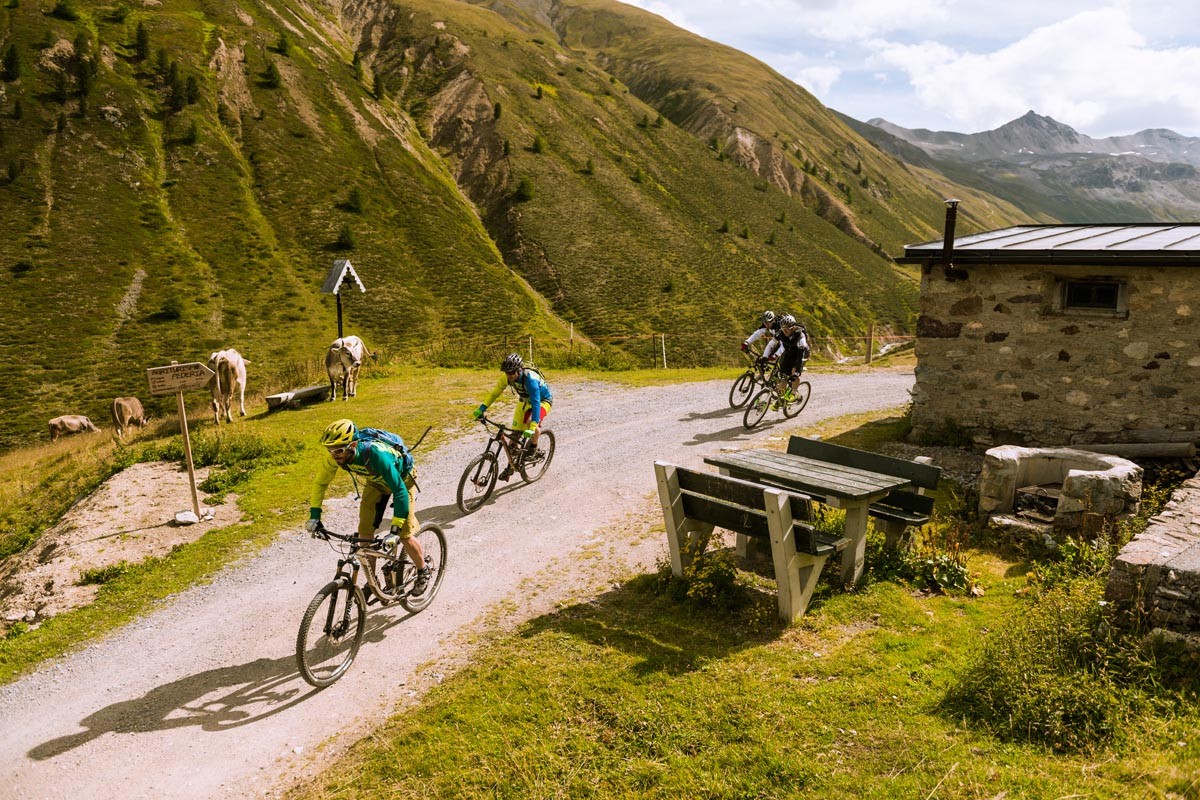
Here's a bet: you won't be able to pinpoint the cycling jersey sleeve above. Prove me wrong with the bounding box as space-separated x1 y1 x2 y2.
762 337 781 359
745 327 767 346
479 374 508 409
308 451 340 514
362 443 410 520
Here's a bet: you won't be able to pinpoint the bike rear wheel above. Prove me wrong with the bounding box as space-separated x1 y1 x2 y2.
296 579 366 688
518 429 555 483
400 523 448 613
743 388 773 429
456 452 499 514
728 371 756 408
782 381 812 418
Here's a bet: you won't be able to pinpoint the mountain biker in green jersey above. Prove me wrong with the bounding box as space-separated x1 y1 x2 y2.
472 353 553 479
305 419 431 596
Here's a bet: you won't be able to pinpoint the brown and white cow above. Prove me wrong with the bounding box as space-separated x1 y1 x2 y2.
110 396 147 439
208 348 249 424
48 415 99 441
325 336 369 401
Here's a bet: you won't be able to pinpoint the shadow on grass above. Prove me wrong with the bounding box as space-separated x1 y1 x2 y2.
517 562 790 678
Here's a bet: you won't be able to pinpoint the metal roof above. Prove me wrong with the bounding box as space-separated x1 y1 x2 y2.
899 223 1200 266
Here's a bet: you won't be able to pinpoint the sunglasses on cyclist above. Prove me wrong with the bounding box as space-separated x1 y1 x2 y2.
327 444 354 458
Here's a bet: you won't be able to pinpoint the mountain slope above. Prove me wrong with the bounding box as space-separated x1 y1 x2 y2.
860 112 1200 221
0 0 1027 446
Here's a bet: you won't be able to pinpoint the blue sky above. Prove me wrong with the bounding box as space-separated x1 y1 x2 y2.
620 1 1200 137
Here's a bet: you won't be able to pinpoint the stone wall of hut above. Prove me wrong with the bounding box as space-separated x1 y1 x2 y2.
912 262 1200 447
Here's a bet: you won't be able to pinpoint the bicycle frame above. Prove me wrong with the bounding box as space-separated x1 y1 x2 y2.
317 529 416 601
476 416 529 472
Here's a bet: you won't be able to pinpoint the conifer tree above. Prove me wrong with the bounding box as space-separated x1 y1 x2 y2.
2 44 20 81
134 22 150 62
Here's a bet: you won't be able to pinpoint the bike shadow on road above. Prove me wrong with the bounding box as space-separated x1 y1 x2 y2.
419 481 530 527
683 417 793 447
27 610 410 761
678 406 743 422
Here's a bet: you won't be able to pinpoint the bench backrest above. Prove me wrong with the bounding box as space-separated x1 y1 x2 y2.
787 436 941 490
674 466 816 553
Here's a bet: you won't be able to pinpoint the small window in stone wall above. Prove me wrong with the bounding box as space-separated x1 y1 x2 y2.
1056 278 1127 316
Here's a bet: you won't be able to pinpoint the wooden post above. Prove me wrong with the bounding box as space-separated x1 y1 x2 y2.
569 323 574 356
528 334 533 364
336 293 344 340
865 322 874 365
171 361 201 518
661 334 667 369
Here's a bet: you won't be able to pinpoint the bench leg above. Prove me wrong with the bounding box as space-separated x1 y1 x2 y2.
840 503 870 587
878 519 908 549
736 532 766 561
654 462 715 577
764 489 827 623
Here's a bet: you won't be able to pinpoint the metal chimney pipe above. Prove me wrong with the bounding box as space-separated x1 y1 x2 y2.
941 198 959 274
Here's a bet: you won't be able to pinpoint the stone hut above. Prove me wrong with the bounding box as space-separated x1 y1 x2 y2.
899 218 1200 449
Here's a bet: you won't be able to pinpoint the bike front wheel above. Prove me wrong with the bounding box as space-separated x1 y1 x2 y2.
518 429 555 483
728 370 756 408
456 452 499 514
400 523 448 613
782 381 812 418
296 579 366 688
743 388 773 429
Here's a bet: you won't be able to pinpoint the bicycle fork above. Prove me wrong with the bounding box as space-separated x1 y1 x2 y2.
326 560 360 639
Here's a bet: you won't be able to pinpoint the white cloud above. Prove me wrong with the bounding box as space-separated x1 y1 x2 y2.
791 65 842 96
872 8 1200 134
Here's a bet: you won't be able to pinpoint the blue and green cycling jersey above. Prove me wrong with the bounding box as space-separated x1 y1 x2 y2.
480 368 552 425
309 438 411 521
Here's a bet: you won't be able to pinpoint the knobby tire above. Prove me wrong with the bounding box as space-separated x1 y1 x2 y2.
728 371 756 408
782 381 812 418
743 388 772 429
456 452 499 514
518 430 555 483
296 579 366 688
400 523 448 613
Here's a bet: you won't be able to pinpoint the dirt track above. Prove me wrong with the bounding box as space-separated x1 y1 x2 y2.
0 371 914 799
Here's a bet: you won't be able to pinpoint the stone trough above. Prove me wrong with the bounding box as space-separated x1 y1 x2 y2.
979 445 1142 531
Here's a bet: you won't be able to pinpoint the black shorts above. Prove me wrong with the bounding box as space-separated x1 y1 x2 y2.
780 349 807 378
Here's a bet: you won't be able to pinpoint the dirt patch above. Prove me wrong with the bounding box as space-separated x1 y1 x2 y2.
0 462 237 631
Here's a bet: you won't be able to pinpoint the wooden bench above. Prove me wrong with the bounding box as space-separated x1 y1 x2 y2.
653 461 849 622
786 436 940 546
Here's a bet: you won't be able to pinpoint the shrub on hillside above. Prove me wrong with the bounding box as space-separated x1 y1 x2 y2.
514 177 533 202
943 577 1157 752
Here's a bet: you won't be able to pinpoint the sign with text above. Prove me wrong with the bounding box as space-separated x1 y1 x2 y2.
147 362 215 396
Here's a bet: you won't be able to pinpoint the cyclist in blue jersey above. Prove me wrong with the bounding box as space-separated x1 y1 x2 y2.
473 353 553 480
305 419 431 597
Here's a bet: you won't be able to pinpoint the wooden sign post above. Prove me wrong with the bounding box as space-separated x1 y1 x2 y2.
147 360 216 520
321 259 367 340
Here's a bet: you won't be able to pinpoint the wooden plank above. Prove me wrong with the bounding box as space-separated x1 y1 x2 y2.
787 436 941 489
265 384 328 410
873 490 935 515
677 467 770 511
704 451 906 500
681 495 770 539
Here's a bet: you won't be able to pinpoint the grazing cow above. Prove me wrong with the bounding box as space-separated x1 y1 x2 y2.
110 396 147 439
208 348 249 424
325 335 369 401
49 415 99 441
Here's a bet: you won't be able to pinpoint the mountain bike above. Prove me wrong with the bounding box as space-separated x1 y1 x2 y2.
296 521 448 688
742 369 811 429
728 353 777 408
456 415 556 514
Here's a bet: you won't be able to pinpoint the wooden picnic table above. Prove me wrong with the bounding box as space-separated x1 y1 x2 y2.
703 449 912 585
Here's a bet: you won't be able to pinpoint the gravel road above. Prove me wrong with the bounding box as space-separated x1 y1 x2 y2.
0 370 913 799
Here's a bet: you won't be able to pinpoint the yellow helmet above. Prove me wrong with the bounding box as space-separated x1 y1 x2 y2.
320 419 357 448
